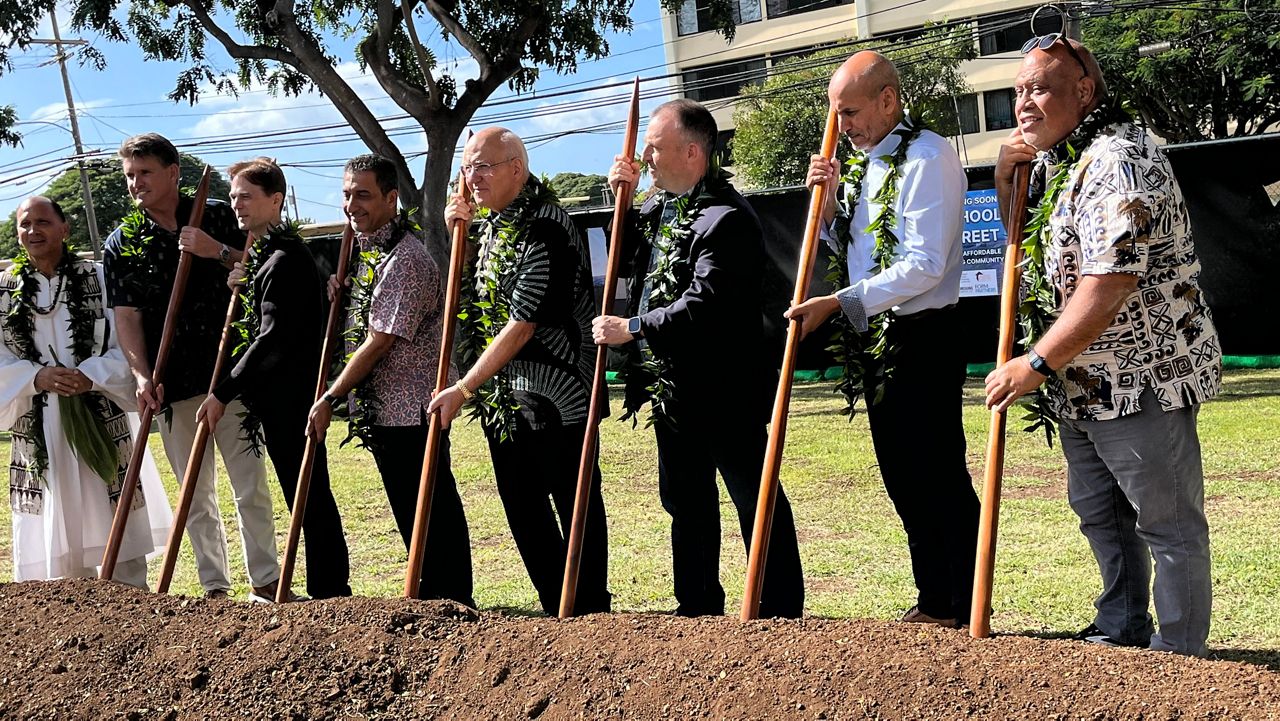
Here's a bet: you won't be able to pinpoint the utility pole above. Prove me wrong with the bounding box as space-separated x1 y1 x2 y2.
290 186 300 222
32 13 101 259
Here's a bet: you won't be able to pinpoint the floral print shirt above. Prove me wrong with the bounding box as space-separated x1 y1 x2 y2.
354 221 452 427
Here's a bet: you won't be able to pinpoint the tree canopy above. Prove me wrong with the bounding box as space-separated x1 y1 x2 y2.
730 25 975 190
0 0 726 266
0 153 230 259
1083 1 1280 142
547 172 609 207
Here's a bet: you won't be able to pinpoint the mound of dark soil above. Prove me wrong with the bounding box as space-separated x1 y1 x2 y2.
2 580 1276 719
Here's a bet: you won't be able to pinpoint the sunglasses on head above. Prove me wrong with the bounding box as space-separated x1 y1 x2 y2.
1021 33 1089 79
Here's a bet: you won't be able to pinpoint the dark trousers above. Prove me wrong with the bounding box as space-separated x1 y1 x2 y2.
654 410 805 618
865 306 980 620
367 422 474 607
258 396 352 599
486 421 611 616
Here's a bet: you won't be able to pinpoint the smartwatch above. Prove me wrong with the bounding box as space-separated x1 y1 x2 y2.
627 316 644 338
1028 348 1055 377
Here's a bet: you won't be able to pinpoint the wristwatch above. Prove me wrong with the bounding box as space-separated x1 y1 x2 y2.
218 243 231 264
627 316 644 338
322 390 341 406
1028 348 1055 376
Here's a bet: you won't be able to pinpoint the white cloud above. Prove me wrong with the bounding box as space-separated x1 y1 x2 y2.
28 97 114 124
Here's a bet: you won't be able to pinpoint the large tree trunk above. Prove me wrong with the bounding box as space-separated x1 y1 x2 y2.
415 121 467 271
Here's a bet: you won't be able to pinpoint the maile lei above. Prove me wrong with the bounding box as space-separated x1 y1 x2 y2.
457 179 560 441
229 222 303 454
340 211 419 448
618 166 734 428
1016 97 1134 444
826 116 925 416
4 245 118 486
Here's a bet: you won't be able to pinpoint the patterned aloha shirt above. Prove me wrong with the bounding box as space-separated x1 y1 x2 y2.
353 219 452 427
1042 122 1221 421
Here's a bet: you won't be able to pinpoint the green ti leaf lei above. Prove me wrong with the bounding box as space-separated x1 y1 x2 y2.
1013 97 1133 446
228 223 304 455
4 245 112 485
114 205 159 310
458 181 560 441
619 167 735 429
827 117 925 416
340 211 419 448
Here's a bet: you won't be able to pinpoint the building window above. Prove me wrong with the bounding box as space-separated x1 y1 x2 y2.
681 57 767 103
953 93 980 135
715 129 735 168
676 0 763 36
977 11 1036 56
764 0 851 20
767 43 838 75
983 89 1016 131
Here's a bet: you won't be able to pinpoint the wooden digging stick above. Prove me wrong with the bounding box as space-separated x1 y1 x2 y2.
155 232 254 594
276 224 356 602
403 135 473 599
740 108 840 621
970 162 1031 637
100 166 213 581
558 78 641 618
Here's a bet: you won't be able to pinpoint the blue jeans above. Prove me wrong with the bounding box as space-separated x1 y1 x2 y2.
1060 385 1212 656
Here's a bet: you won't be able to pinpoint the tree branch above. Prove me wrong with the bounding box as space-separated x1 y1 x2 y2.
400 0 443 109
180 0 298 65
423 0 490 71
362 0 434 126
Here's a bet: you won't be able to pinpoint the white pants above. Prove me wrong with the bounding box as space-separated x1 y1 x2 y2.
159 395 278 592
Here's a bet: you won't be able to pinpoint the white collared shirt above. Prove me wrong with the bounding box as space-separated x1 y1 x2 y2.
825 124 967 330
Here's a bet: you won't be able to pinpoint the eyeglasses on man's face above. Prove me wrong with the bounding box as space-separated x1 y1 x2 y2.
461 157 516 177
1021 33 1090 80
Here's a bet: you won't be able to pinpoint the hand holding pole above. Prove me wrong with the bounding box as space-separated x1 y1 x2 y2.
970 162 1031 637
740 108 839 620
558 78 641 618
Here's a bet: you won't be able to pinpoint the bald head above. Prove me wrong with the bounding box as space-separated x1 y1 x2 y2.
17 195 66 222
828 51 905 150
464 126 531 212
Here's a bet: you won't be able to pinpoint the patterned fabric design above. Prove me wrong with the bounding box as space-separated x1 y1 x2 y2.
478 178 596 430
1043 122 1221 421
356 224 452 427
102 196 244 404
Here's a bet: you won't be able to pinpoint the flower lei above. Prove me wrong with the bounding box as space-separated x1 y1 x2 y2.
339 212 418 448
229 223 302 455
1015 97 1133 445
826 116 925 416
458 179 560 441
4 245 103 484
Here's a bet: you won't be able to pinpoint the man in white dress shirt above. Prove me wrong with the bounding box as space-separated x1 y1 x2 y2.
787 51 979 628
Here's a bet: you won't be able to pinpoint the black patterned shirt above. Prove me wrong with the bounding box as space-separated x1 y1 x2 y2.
103 196 245 405
1043 122 1221 421
476 176 596 431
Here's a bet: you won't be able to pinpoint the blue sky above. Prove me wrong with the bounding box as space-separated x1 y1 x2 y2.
0 1 680 222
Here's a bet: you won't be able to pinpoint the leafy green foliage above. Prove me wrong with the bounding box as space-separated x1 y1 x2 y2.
1083 1 1280 141
9 0 648 268
546 172 609 207
731 25 975 189
0 153 229 258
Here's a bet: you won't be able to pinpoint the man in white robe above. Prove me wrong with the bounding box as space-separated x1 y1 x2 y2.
0 196 171 587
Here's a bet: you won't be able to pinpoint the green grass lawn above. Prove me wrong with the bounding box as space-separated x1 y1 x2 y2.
2 369 1277 656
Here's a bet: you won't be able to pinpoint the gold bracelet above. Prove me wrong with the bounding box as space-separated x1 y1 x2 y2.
455 379 475 401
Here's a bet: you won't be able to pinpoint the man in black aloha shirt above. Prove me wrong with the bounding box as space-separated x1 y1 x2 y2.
432 127 610 616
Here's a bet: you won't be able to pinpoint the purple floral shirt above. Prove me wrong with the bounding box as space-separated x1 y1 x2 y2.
353 221 454 427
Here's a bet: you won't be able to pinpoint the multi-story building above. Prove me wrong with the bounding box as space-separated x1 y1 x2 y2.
660 0 1055 174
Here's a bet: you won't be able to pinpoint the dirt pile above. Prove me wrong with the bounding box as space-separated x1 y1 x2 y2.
2 580 1277 719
